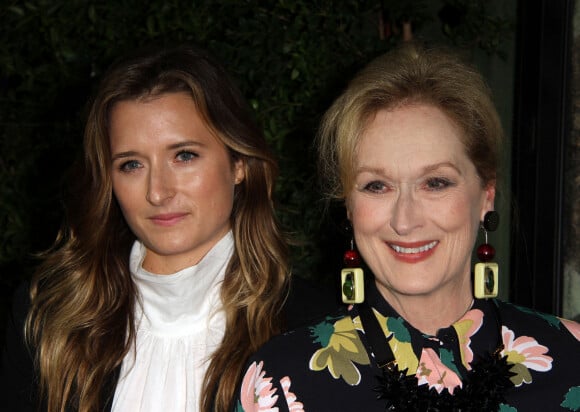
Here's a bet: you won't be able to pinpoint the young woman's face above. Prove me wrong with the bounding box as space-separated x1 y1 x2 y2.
109 92 244 274
347 104 494 302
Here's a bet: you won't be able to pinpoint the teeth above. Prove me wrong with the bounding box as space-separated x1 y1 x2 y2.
391 241 437 254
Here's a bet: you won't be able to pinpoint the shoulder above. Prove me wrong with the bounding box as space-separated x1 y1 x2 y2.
494 299 580 347
492 301 580 410
237 308 371 411
250 306 351 368
282 276 341 330
496 300 579 335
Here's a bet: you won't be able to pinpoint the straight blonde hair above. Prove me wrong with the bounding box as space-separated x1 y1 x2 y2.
318 42 502 200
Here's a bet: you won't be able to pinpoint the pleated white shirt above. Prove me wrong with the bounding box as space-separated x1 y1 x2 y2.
111 232 233 412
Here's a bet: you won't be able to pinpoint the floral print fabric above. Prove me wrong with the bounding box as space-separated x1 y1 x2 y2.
234 284 580 412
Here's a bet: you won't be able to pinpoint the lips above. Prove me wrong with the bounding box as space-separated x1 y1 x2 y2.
148 212 188 226
387 240 438 263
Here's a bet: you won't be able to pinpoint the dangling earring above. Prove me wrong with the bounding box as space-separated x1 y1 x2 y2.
341 222 364 304
474 211 499 299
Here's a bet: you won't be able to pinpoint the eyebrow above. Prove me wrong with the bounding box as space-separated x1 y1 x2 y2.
355 161 462 176
111 140 206 161
423 161 462 175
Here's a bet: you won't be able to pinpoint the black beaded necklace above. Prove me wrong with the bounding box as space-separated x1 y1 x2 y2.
357 300 515 411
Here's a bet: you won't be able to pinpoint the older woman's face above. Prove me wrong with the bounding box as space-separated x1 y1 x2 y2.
109 92 244 274
347 104 494 302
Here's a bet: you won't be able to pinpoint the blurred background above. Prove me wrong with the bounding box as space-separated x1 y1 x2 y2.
1 0 578 335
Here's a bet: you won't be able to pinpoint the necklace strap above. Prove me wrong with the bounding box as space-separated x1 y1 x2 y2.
357 299 514 410
358 300 397 370
358 298 505 370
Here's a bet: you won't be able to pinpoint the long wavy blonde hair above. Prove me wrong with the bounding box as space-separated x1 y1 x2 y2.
26 44 289 412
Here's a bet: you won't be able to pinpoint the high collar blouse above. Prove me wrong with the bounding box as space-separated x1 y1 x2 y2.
111 232 234 412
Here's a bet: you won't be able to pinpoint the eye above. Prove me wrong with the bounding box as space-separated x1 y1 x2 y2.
425 177 454 191
176 150 198 162
119 159 142 172
362 180 389 194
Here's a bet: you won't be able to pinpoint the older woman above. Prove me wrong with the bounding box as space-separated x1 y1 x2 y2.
235 43 580 411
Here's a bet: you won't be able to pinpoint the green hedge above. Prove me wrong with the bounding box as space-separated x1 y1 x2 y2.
0 0 512 298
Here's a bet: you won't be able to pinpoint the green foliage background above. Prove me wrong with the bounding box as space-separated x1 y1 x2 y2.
0 0 513 310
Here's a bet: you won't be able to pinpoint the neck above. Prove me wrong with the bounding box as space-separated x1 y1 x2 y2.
376 280 474 336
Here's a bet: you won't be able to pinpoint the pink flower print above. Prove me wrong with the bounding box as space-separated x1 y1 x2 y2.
501 326 553 386
240 361 279 411
280 377 304 411
560 318 580 341
416 348 463 394
453 309 484 370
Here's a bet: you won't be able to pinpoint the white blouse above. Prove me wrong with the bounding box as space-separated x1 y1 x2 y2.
111 232 233 412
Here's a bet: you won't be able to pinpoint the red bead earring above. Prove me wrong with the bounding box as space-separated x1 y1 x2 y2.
343 239 362 268
341 223 364 304
474 211 499 299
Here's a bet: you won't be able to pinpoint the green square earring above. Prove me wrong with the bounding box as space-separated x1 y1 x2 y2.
474 211 499 299
341 222 364 304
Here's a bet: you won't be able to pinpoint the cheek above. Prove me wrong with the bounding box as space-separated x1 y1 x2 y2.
189 169 232 197
113 191 136 225
111 178 143 224
349 196 387 234
436 193 481 241
177 172 202 193
112 182 131 211
186 169 236 212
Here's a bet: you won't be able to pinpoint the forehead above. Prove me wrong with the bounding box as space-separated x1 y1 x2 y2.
357 105 467 162
108 92 223 148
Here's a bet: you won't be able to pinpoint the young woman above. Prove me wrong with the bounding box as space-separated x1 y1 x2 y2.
1 44 291 412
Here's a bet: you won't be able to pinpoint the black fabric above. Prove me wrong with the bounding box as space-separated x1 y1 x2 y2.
0 282 120 412
358 300 395 369
359 294 515 411
283 275 340 330
232 281 580 411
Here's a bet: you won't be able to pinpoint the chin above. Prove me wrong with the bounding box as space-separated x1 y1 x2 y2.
385 278 445 296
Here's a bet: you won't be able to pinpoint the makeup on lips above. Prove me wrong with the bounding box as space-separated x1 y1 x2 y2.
387 240 439 263
148 212 189 227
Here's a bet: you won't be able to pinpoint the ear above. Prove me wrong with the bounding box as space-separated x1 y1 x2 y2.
345 200 352 221
480 181 496 221
233 158 245 185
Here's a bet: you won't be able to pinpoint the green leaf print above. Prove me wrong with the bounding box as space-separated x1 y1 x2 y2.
561 386 580 411
509 362 532 386
310 319 335 347
387 317 411 342
234 400 244 412
499 403 517 412
439 348 461 377
511 303 561 329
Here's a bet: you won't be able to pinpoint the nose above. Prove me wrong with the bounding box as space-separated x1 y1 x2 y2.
389 188 423 236
146 164 175 205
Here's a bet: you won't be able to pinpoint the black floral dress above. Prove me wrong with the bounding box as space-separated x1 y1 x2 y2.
234 282 580 411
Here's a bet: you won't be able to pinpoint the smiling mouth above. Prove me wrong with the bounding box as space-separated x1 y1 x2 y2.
389 240 438 254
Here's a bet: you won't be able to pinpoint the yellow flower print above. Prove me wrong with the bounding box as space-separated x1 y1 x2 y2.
309 317 370 385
